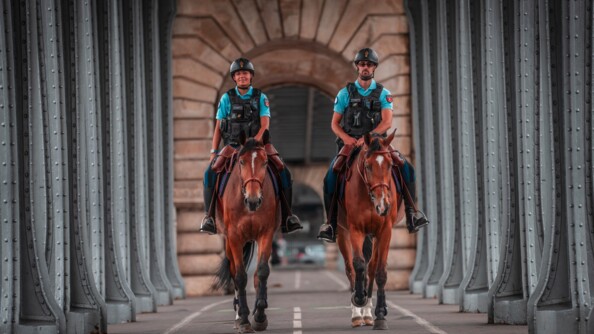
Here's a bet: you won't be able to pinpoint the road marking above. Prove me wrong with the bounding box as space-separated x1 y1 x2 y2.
324 270 350 291
387 300 448 334
164 298 231 334
295 270 301 290
293 307 302 333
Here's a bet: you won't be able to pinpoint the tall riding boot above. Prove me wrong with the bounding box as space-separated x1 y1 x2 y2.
280 186 303 234
403 179 429 234
317 192 338 242
199 185 217 235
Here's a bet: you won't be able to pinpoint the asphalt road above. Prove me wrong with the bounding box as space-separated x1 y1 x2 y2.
109 268 528 334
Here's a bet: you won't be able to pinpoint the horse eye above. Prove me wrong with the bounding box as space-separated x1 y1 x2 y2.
239 160 244 165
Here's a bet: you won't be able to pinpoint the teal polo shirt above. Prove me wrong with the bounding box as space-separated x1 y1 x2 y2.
333 79 393 114
216 86 271 120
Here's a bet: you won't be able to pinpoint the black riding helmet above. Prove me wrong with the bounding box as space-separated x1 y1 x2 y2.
353 48 379 66
230 58 255 78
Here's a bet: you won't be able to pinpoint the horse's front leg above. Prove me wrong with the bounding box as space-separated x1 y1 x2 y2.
362 238 379 326
231 242 254 333
372 229 391 330
349 230 368 308
252 234 273 331
337 230 363 327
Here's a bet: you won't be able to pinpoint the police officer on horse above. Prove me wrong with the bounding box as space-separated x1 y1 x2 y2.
317 48 429 243
200 58 303 235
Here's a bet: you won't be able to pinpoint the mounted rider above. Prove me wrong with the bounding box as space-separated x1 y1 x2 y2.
317 47 430 243
200 57 303 235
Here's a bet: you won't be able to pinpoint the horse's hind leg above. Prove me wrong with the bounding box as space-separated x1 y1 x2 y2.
252 235 273 331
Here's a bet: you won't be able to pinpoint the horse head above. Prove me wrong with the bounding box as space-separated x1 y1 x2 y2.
237 130 268 211
360 129 397 217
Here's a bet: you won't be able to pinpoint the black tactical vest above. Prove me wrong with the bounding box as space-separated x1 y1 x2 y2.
341 82 383 138
220 88 262 145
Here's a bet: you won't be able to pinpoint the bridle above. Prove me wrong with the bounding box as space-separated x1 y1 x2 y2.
357 148 392 197
240 147 265 194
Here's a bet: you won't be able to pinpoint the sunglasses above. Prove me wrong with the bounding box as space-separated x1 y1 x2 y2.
357 61 376 68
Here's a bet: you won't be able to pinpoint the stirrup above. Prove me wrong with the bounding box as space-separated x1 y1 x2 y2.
317 223 336 243
282 215 303 234
199 216 217 235
406 211 429 234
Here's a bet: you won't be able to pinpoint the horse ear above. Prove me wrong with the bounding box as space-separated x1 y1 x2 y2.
364 133 371 147
262 129 270 144
385 128 398 145
239 130 247 145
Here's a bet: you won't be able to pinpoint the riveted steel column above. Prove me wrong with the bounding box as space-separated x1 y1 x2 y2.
528 1 594 332
481 0 507 302
143 0 174 306
488 0 533 324
96 0 136 324
62 0 108 331
420 0 447 299
11 0 67 332
439 0 478 307
0 1 19 331
405 0 434 295
431 0 458 305
457 0 491 313
159 0 185 300
123 0 158 313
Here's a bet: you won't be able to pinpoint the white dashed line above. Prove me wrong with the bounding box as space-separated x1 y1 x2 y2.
295 270 301 290
164 298 231 334
387 300 448 334
293 307 302 333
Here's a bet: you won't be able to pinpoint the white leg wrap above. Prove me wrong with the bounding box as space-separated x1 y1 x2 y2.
362 297 373 318
351 302 363 319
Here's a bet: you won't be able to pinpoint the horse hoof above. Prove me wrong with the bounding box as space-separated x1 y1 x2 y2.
351 316 364 327
238 323 255 333
252 318 268 331
234 319 241 329
373 319 388 330
364 316 374 326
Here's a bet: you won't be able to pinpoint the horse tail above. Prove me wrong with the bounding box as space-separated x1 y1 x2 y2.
212 241 256 291
363 235 373 262
213 254 232 291
243 241 256 269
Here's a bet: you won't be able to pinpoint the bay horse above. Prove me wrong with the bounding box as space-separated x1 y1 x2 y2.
213 130 280 333
336 130 404 330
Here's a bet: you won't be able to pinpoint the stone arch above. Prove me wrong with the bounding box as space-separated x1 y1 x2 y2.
219 41 355 97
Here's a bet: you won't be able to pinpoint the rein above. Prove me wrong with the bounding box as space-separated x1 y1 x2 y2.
357 148 392 196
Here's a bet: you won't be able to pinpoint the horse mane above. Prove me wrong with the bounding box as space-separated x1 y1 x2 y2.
365 137 383 157
239 138 263 155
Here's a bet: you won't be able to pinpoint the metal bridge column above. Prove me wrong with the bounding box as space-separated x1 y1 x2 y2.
122 0 159 314
96 0 137 324
158 0 186 301
405 0 437 297
143 0 175 307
